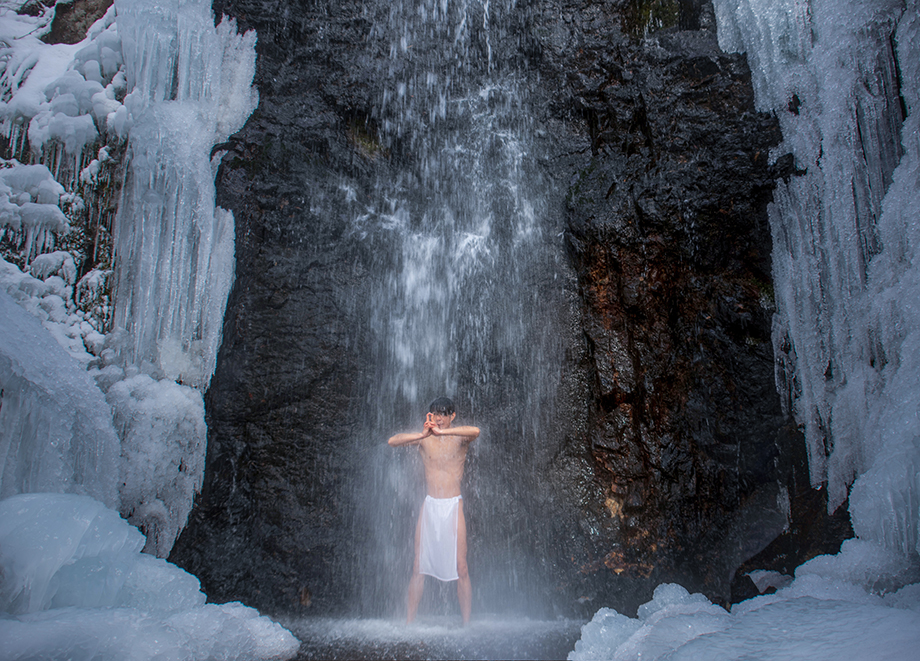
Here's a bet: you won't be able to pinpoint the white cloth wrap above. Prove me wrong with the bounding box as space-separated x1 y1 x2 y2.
419 495 460 582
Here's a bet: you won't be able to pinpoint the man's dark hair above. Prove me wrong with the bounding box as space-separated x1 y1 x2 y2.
429 397 455 415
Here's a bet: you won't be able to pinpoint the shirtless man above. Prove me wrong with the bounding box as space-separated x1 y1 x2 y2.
387 397 480 625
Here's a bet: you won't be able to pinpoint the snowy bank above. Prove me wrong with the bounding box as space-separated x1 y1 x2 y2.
0 493 300 661
571 542 920 660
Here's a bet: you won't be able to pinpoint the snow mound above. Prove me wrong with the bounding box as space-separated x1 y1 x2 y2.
570 541 920 661
0 493 300 661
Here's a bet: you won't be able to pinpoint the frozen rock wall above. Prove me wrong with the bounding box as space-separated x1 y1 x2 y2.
713 0 920 556
0 0 258 557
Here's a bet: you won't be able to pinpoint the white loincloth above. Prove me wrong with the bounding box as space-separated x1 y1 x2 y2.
419 495 460 582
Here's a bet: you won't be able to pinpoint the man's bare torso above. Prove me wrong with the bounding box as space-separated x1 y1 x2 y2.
418 433 471 498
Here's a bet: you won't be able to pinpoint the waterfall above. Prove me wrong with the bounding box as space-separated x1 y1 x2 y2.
711 0 920 554
353 0 569 616
367 0 549 411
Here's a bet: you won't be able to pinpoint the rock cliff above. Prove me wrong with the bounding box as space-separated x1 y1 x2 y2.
171 0 849 617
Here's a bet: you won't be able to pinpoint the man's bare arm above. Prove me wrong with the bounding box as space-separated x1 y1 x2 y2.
432 425 480 440
388 429 431 446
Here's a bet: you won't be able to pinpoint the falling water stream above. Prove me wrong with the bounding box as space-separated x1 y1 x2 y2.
289 0 579 656
359 0 566 616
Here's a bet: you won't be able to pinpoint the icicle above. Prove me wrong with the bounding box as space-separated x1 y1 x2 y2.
110 0 256 389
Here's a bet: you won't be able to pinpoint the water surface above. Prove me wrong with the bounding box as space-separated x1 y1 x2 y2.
286 616 584 660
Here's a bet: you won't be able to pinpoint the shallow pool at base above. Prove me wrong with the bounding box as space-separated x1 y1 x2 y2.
282 615 585 660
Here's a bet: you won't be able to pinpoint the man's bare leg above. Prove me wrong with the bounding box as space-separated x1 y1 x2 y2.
407 571 425 623
407 509 425 623
456 499 471 625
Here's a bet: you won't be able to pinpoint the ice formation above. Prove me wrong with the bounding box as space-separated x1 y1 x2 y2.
0 290 119 507
0 162 69 260
0 2 294 658
0 493 300 661
1 248 211 555
2 0 256 389
0 0 256 557
107 372 207 556
111 0 256 389
572 0 920 657
713 0 920 551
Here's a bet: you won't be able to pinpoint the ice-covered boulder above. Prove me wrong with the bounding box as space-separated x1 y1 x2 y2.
570 545 920 661
0 493 300 661
0 493 144 614
569 584 732 661
0 290 119 506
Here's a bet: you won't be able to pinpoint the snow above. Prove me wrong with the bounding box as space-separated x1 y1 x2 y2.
0 160 70 259
29 250 76 283
1 253 100 362
570 544 920 660
0 493 300 661
29 105 98 154
0 2 83 126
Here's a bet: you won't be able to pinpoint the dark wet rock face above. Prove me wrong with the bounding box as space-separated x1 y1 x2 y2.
169 0 384 615
532 0 795 610
170 0 850 618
